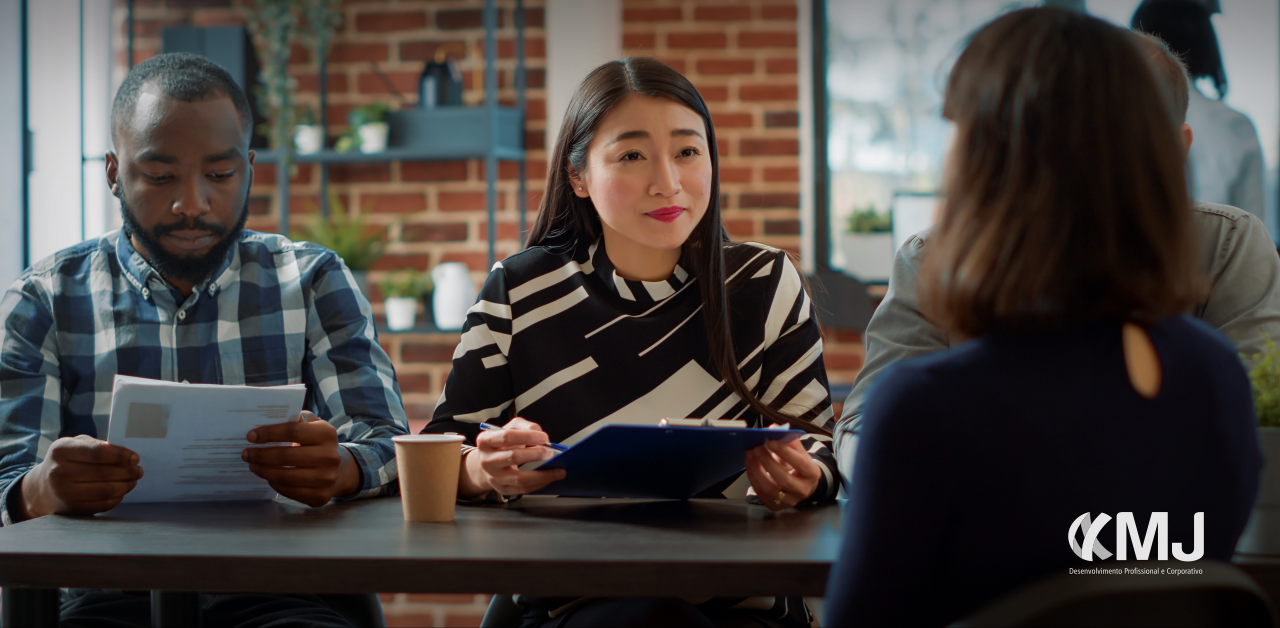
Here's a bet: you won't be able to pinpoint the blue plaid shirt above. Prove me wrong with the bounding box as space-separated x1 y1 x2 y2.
0 229 408 525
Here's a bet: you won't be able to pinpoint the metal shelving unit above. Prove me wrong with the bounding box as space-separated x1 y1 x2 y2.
254 0 527 268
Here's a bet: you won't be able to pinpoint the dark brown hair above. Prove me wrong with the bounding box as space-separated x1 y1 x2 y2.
921 8 1203 338
528 57 829 435
1135 31 1191 122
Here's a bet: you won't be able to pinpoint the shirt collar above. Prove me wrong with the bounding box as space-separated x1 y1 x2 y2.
586 238 690 305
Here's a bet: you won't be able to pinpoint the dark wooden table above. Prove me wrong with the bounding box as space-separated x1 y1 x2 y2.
0 496 842 627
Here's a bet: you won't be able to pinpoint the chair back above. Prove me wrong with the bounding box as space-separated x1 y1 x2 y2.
949 561 1277 627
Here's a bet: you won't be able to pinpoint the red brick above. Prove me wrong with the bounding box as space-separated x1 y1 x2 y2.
669 32 728 49
246 217 278 233
695 5 752 20
407 593 475 604
357 72 419 95
355 11 427 32
698 59 755 75
444 614 487 628
288 196 321 214
717 138 731 157
377 593 396 603
478 221 524 241
698 86 729 102
442 252 490 272
295 73 348 94
289 44 311 65
740 193 801 209
522 7 545 27
762 4 799 20
740 84 798 101
525 130 545 151
824 351 865 371
740 138 799 156
479 160 548 181
330 163 392 183
831 329 864 344
402 161 469 182
724 219 755 236
525 99 546 121
403 407 436 427
740 31 797 48
766 58 798 74
400 41 468 62
133 19 182 38
764 111 800 128
501 68 546 89
252 163 277 185
764 167 800 182
437 9 482 30
719 166 753 182
249 196 271 216
711 112 753 128
625 7 683 21
193 15 246 27
329 43 389 64
438 192 490 211
386 615 436 628
623 33 657 49
372 254 432 272
498 39 546 59
657 57 687 73
403 222 469 242
396 373 433 394
765 219 801 235
369 194 426 214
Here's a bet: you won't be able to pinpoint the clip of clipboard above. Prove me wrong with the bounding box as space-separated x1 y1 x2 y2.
530 423 804 499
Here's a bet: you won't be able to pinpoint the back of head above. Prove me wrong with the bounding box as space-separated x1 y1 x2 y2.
922 7 1201 338
1134 32 1191 123
111 52 254 143
1131 0 1227 97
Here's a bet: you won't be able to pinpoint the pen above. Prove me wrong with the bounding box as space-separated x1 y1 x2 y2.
478 422 569 452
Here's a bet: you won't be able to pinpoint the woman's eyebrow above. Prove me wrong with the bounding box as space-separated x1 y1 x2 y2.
608 128 706 145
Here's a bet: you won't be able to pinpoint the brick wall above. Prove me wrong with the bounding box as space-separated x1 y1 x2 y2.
110 1 861 625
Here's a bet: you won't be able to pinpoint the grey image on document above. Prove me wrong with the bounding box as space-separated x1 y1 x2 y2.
126 402 170 438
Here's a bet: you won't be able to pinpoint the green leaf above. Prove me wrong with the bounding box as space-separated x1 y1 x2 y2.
1242 335 1280 426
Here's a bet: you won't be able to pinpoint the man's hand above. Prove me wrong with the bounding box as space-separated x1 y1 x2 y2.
460 417 564 498
17 435 143 521
242 411 360 508
744 436 822 512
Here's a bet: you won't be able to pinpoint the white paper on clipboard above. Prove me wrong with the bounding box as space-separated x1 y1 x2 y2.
106 375 306 504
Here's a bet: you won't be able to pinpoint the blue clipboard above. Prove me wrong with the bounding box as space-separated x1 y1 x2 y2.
530 424 804 499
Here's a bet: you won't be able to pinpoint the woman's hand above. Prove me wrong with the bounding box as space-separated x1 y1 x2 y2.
460 417 566 498
745 436 822 511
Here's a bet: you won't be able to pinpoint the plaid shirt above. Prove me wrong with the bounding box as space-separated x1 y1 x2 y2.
0 229 408 525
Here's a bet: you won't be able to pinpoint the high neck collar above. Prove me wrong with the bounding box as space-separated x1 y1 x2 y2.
584 239 690 306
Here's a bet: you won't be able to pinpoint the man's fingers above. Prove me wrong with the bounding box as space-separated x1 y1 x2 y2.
243 444 340 468
248 420 335 446
53 437 139 467
505 417 545 433
64 480 137 503
484 446 555 470
50 461 142 483
768 440 819 477
493 469 565 495
268 483 331 509
743 454 785 511
249 464 339 489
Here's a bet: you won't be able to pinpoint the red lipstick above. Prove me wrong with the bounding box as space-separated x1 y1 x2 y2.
646 206 685 223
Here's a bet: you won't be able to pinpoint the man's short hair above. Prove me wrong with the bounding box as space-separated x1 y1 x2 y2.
1134 32 1191 123
111 52 253 142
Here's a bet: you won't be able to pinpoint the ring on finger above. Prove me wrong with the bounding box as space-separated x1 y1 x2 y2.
773 490 786 506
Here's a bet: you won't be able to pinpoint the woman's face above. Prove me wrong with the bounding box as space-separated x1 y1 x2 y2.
573 95 712 271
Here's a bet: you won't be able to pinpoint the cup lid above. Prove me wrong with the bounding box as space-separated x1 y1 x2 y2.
393 434 466 444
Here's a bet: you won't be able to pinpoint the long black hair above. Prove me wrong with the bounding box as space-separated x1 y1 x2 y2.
527 57 829 436
1131 0 1228 98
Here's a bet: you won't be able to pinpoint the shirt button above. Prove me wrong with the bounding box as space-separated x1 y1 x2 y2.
178 311 186 320
142 288 150 299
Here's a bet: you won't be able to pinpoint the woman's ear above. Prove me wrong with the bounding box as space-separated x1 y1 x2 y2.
567 166 590 198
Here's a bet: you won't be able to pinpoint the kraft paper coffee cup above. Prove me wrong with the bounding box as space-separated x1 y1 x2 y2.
393 434 465 522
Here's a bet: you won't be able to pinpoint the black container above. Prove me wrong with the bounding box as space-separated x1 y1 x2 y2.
419 54 463 109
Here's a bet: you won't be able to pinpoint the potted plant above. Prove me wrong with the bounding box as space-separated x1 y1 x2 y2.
379 270 433 331
247 0 299 163
1237 337 1280 554
292 191 389 298
336 102 391 154
293 106 323 155
839 205 894 282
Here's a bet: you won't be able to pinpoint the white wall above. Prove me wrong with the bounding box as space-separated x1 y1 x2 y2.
27 0 84 264
545 0 622 155
0 0 24 285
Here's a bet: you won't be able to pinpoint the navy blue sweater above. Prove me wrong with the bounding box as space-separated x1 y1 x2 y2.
824 315 1262 627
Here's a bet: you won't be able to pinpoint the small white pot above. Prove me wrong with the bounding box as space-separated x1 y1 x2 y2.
840 232 895 282
384 296 418 331
293 125 324 155
358 122 389 154
1237 427 1280 554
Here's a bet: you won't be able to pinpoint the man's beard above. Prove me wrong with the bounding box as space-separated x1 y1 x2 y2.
119 190 250 286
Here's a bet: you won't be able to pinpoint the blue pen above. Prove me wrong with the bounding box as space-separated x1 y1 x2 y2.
478 422 569 452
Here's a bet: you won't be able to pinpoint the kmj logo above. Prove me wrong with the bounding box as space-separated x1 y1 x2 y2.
1069 512 1204 562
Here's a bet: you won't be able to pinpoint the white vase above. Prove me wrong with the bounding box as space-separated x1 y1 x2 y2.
431 262 477 331
384 296 419 331
293 125 324 155
839 232 895 282
358 122 389 154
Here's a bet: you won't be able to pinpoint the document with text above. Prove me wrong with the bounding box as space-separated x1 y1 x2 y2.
106 375 307 504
